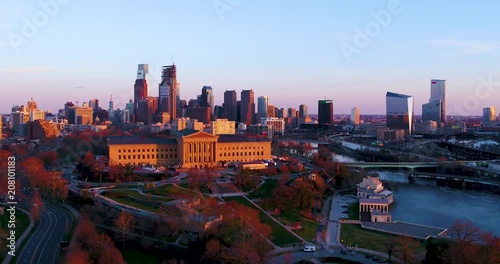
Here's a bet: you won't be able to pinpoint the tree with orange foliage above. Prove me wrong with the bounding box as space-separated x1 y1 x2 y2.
65 246 90 264
203 238 223 262
21 157 45 188
30 191 44 223
70 219 125 264
481 232 500 264
396 235 417 264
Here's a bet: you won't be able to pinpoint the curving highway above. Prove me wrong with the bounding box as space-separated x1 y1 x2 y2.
16 203 73 264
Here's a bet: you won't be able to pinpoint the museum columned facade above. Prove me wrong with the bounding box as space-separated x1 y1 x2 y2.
108 129 272 168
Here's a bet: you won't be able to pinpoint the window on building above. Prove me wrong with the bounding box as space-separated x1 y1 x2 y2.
160 154 164 159
118 155 121 160
128 149 131 153
170 154 172 158
118 149 121 153
133 155 136 159
156 154 159 159
128 155 131 159
142 155 145 159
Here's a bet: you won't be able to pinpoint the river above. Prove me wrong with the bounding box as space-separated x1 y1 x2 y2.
379 171 500 237
290 141 500 236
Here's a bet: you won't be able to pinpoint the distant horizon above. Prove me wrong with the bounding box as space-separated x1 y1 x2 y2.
2 1 500 116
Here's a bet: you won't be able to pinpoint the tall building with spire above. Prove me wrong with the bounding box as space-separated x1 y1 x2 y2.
108 95 114 118
134 64 149 104
159 64 177 121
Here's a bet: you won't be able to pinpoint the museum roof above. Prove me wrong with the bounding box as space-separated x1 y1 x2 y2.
171 129 200 137
218 134 271 143
107 136 177 145
359 198 390 205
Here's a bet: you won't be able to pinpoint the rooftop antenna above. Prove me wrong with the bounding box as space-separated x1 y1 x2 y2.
171 53 175 65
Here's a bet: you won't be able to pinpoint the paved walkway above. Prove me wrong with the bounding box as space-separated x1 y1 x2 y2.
2 207 34 264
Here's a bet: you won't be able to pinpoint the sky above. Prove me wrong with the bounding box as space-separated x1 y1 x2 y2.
1 0 500 116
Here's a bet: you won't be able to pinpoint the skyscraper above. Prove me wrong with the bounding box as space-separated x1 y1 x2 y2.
200 86 214 113
351 107 360 126
430 79 446 126
483 107 496 125
386 92 413 134
108 95 114 117
159 64 177 121
136 97 158 125
257 96 268 122
299 104 308 119
240 90 255 125
223 90 237 121
134 64 149 104
89 99 99 110
422 101 442 125
318 100 333 124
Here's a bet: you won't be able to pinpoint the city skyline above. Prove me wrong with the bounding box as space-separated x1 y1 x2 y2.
2 1 500 115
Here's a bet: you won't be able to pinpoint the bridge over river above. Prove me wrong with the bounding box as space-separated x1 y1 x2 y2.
344 162 500 187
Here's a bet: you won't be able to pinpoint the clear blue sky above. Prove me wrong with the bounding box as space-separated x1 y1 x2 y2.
1 0 500 116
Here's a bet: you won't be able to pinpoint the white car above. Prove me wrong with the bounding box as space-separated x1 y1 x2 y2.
303 245 316 252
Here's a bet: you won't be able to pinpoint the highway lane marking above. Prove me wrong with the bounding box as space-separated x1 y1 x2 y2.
15 210 50 264
37 204 63 264
49 204 73 264
28 208 55 264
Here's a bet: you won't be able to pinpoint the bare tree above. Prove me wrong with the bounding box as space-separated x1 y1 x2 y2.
114 209 134 248
449 219 481 242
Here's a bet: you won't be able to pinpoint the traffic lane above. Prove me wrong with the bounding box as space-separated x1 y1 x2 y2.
37 204 72 264
267 247 381 264
16 204 72 264
16 207 55 264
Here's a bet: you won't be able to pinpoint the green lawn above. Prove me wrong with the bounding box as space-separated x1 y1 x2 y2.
224 196 302 247
340 224 426 253
275 209 319 242
0 207 30 260
103 191 163 213
121 248 164 264
108 190 173 202
147 184 199 199
248 179 278 199
348 203 360 220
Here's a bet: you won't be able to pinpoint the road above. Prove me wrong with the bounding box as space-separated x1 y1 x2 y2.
266 247 384 264
15 203 73 264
